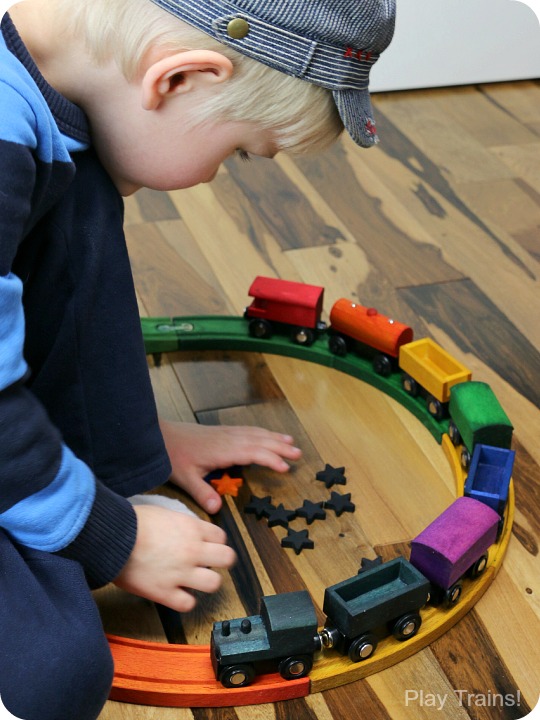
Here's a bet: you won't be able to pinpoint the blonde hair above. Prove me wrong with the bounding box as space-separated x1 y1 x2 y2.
54 0 343 153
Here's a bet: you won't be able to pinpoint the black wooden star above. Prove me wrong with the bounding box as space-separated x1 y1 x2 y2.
295 500 327 524
315 464 347 488
267 503 297 528
325 491 355 517
358 555 383 574
281 529 315 555
244 495 274 520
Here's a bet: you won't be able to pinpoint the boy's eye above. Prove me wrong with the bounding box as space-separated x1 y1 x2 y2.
235 149 251 162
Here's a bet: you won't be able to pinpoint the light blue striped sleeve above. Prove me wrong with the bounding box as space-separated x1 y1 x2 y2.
0 272 28 390
1 271 96 551
0 443 96 551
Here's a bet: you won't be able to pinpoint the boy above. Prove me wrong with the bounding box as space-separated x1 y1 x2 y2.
0 0 396 717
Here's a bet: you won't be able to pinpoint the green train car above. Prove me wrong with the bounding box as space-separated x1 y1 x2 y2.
448 381 513 468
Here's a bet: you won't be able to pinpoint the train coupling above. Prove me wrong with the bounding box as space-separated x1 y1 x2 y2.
318 627 340 650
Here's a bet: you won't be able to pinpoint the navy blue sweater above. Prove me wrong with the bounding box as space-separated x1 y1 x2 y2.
0 14 171 587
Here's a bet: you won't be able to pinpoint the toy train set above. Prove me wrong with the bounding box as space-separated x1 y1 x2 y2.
211 493 504 688
107 277 517 707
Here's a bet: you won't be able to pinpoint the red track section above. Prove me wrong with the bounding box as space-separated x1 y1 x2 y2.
108 635 310 707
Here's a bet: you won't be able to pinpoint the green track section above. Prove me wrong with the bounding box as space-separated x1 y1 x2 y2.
141 315 449 443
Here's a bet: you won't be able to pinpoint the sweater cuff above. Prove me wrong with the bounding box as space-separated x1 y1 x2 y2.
55 481 137 588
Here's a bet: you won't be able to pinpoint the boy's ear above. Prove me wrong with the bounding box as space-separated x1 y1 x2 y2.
141 50 234 110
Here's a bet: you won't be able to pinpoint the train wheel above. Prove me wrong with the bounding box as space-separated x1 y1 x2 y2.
292 327 314 346
401 373 419 397
248 318 272 339
448 421 462 446
469 552 489 579
219 664 256 688
373 354 393 377
348 633 378 662
443 582 463 608
460 447 471 470
328 335 348 356
278 655 313 680
426 395 444 420
392 612 422 641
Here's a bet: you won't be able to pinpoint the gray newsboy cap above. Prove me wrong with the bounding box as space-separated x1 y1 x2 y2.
148 0 396 147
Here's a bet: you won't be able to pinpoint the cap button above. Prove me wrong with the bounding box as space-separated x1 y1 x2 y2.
227 18 250 39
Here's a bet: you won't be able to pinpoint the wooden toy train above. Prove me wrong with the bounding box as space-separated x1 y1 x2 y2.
245 277 514 467
133 276 516 695
206 276 516 690
211 496 503 688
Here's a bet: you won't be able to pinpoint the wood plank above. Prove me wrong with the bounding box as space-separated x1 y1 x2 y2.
157 218 234 293
473 565 540 706
93 585 166 641
373 93 516 183
480 81 540 130
193 709 240 720
291 143 465 288
125 222 229 316
430 610 531 720
99 700 194 720
129 188 180 223
413 85 538 147
322 677 393 720
366 651 470 719
347 120 540 345
511 439 540 561
166 351 285 414
454 178 540 254
490 142 540 194
221 155 345 252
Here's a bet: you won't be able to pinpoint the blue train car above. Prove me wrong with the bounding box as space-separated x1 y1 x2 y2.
464 444 514 515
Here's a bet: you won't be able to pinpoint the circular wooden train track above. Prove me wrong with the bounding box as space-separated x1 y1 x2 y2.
107 316 515 708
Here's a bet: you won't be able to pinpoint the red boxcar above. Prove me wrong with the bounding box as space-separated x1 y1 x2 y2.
245 276 326 345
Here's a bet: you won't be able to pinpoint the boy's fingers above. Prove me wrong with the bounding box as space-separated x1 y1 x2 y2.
167 588 197 613
199 520 228 545
262 440 302 460
245 447 300 472
173 470 223 514
190 477 223 514
231 429 302 463
196 542 236 570
184 567 225 594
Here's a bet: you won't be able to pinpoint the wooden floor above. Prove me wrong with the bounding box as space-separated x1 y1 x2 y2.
96 80 540 719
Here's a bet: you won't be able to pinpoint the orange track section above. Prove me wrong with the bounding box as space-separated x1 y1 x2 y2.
108 635 310 707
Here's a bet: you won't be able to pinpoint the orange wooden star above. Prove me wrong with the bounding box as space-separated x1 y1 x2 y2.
210 472 244 497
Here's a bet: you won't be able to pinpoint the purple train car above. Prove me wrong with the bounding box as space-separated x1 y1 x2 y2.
410 496 500 607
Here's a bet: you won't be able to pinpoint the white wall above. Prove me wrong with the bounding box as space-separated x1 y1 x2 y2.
371 0 540 91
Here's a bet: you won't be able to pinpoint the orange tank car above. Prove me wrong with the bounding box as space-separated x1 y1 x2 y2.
328 299 413 376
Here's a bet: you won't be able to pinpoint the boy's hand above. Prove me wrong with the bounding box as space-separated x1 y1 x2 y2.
114 505 236 612
159 420 302 515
